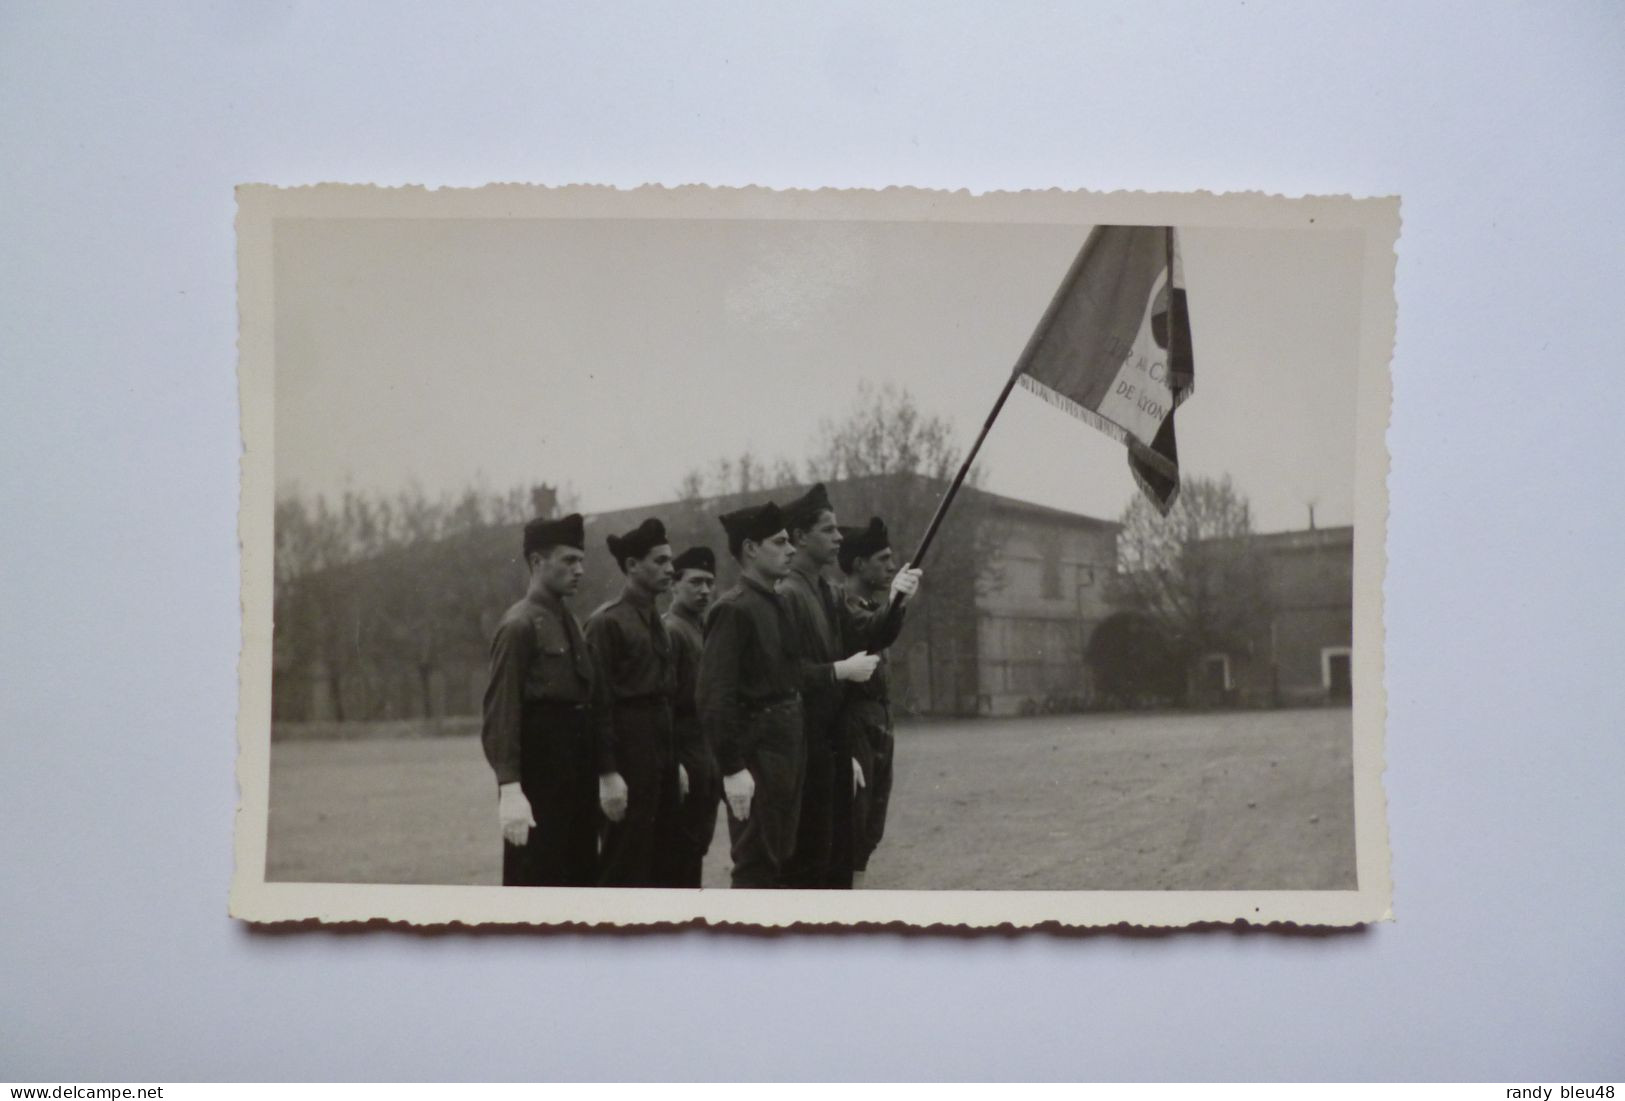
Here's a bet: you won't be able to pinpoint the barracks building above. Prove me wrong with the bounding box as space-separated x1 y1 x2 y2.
272 482 1353 723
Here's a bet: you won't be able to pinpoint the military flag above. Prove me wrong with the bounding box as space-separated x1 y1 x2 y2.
1013 225 1195 513
869 225 1197 641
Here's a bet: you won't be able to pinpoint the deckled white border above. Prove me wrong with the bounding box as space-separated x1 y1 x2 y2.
232 183 1395 928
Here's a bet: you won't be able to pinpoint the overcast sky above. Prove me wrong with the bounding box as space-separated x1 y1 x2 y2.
273 217 1364 533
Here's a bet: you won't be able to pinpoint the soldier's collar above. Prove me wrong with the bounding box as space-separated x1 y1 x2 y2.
789 556 827 583
740 573 779 598
621 581 658 610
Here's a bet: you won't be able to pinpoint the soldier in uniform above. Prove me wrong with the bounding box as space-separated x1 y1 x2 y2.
695 501 811 888
481 513 621 887
834 516 900 888
657 545 722 888
776 483 919 890
585 517 680 888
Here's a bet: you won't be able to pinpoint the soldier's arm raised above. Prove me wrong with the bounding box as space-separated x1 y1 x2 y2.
845 568 922 652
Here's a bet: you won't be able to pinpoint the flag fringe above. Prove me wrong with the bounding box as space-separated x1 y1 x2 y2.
1018 373 1184 481
1019 372 1184 516
1017 373 1132 448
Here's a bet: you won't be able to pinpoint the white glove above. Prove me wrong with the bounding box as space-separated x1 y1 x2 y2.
498 782 535 847
678 763 690 800
723 768 755 821
599 771 629 822
834 652 881 683
852 758 866 797
889 567 922 603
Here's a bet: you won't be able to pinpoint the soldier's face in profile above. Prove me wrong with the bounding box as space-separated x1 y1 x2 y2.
627 544 675 594
672 569 715 614
857 547 896 589
796 509 842 567
750 530 795 580
535 546 586 598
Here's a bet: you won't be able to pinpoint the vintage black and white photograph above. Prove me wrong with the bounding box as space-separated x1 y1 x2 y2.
232 184 1394 927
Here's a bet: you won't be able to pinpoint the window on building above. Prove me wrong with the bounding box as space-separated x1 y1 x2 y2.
1200 652 1232 692
1321 646 1352 702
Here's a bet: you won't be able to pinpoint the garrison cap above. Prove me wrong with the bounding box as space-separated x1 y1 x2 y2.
719 501 786 558
606 517 669 568
672 545 717 577
523 512 586 557
781 482 834 533
837 516 891 573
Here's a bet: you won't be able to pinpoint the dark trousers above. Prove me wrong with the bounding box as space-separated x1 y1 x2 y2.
502 703 599 887
598 701 680 888
726 700 805 888
782 705 840 889
827 701 894 884
655 736 721 888
849 706 895 873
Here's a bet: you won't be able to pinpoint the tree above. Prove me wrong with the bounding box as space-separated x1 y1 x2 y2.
1107 474 1269 697
805 382 1002 596
273 480 544 722
1086 611 1185 707
273 492 369 721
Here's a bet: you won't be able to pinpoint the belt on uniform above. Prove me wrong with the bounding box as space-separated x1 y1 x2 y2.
741 693 799 715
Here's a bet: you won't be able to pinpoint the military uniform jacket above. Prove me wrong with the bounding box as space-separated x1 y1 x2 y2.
697 574 804 775
778 561 903 737
480 592 612 785
841 588 892 708
584 586 678 770
663 604 710 760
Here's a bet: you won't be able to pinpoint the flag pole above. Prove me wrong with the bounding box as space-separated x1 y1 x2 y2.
867 370 1019 649
901 369 1020 574
875 229 1106 635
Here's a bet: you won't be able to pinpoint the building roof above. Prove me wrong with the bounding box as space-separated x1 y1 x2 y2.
1236 525 1353 553
962 485 1120 532
582 473 1118 534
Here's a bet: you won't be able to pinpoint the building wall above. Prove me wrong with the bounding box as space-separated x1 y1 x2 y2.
1222 528 1354 707
973 511 1119 716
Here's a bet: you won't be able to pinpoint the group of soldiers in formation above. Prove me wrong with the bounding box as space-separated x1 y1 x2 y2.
480 482 923 889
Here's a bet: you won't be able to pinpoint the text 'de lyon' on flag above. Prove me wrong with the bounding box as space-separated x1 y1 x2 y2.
1014 225 1195 513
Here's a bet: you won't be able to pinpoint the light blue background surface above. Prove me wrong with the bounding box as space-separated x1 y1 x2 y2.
2 1 1622 1081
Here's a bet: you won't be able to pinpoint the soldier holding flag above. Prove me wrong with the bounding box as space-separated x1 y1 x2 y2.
834 516 900 889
